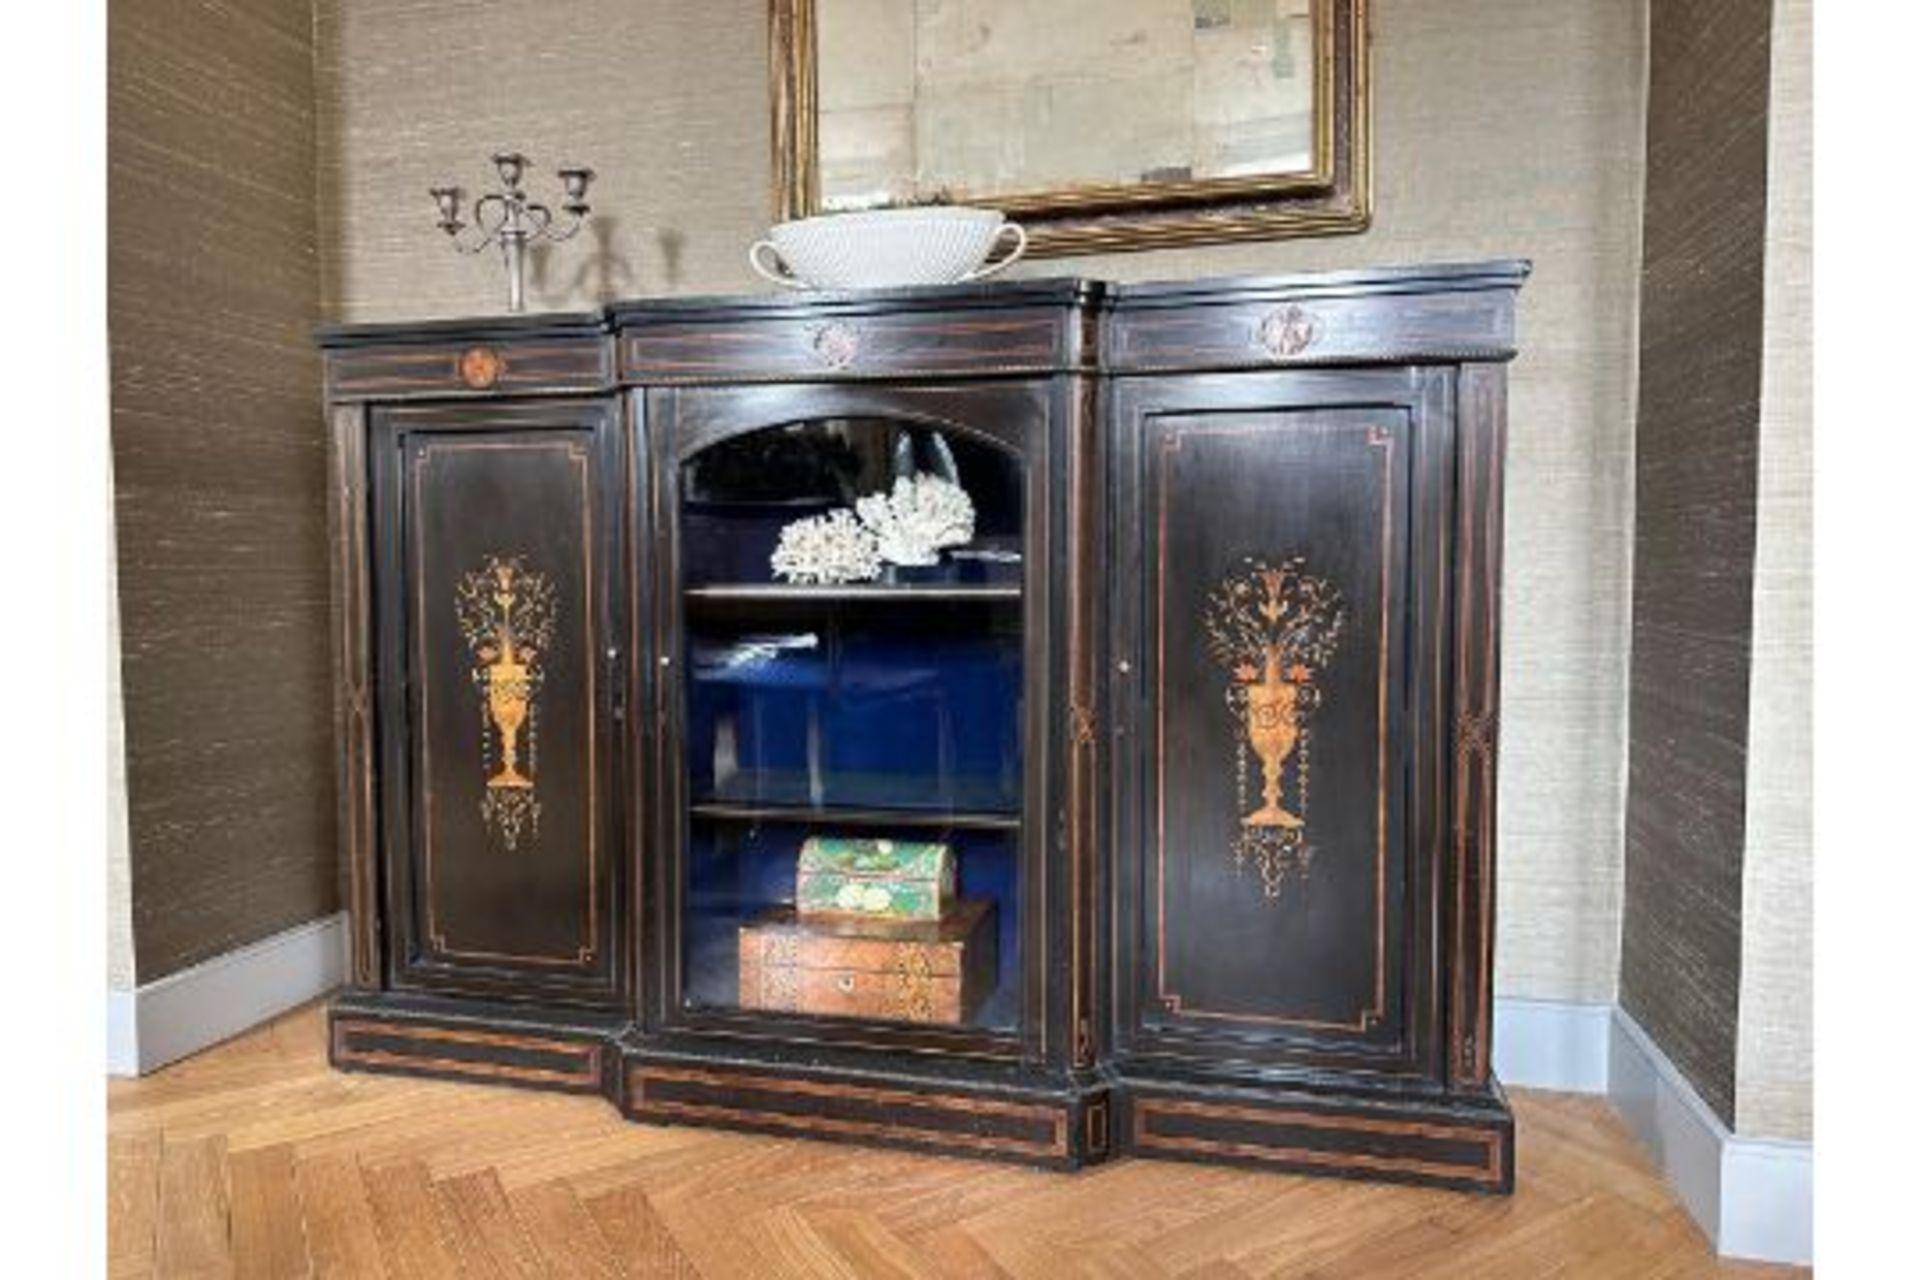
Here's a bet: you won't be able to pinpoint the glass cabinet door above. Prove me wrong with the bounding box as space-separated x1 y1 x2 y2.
663 408 1031 1038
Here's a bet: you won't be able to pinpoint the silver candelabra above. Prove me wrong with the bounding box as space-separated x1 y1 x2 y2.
430 153 595 313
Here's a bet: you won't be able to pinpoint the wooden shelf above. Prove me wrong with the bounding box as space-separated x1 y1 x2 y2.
685 583 1021 603
690 802 1020 833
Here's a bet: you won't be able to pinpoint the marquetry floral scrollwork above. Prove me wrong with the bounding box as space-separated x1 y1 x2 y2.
457 555 557 851
1203 554 1347 900
890 946 937 1022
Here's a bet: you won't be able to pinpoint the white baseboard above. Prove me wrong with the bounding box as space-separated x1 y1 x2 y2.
105 913 348 1077
1608 1007 1812 1266
106 986 139 1076
1492 996 1612 1093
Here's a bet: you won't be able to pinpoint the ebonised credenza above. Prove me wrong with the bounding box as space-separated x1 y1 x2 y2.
318 261 1527 1191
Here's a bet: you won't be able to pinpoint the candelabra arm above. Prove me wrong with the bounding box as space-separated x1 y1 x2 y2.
433 153 595 313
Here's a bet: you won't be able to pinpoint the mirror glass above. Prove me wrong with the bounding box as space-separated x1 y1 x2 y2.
815 0 1320 211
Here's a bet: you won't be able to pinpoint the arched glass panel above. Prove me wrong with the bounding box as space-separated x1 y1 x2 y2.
677 417 1024 1032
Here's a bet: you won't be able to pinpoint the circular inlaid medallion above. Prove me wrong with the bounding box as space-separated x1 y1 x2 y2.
811 322 861 370
459 346 505 389
1257 306 1319 359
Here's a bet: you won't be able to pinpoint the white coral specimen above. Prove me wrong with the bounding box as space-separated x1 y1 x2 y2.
770 509 883 584
855 475 976 567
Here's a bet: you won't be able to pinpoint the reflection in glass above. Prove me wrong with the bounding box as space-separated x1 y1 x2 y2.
688 602 1023 820
682 418 1021 587
677 417 1024 1033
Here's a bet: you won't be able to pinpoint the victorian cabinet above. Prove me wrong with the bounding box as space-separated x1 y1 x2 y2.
318 260 1527 1192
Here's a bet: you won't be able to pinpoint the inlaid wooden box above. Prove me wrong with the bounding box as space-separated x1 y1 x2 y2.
737 900 996 1025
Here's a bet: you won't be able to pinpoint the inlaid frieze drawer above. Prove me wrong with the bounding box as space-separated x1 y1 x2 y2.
324 332 613 399
615 283 1095 383
1108 265 1522 372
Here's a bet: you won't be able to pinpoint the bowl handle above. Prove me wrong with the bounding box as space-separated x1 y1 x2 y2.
961 222 1028 282
748 239 810 290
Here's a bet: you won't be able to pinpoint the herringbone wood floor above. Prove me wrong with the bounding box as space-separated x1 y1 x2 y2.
108 1003 1806 1278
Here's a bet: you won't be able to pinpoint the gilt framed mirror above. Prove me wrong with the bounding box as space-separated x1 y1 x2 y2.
771 0 1370 256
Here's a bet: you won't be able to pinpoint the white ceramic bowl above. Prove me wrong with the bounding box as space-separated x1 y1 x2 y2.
749 207 1027 291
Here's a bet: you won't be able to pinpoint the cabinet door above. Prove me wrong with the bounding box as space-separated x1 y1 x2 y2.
644 380 1064 1066
371 400 625 1007
1109 368 1451 1082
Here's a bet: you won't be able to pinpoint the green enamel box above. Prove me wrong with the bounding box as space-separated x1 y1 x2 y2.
795 837 956 922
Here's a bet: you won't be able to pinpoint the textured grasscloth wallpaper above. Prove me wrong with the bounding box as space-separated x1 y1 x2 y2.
1735 0 1811 1143
110 0 335 980
315 0 1646 1005
1622 0 1772 1128
315 0 773 318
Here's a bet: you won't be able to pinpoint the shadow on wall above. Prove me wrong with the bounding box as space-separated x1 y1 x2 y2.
528 219 692 306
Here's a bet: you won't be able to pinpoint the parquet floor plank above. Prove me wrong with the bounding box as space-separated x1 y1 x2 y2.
556 1126 764 1203
908 1223 1013 1279
293 1152 390 1278
225 1144 311 1279
106 1004 1809 1279
1138 1179 1393 1276
802 1206 942 1280
582 1183 702 1278
1255 1211 1470 1279
736 1204 875 1279
1414 1191 1667 1280
361 1160 463 1280
153 1134 232 1279
107 1131 164 1279
432 1168 549 1279
864 1162 1045 1238
508 1178 630 1279
1171 1261 1255 1280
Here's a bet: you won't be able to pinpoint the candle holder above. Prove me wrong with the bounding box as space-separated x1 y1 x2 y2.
430 152 595 313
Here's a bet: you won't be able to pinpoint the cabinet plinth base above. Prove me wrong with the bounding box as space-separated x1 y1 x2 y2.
618 1043 1109 1171
328 996 1512 1191
328 993 622 1096
1116 1075 1514 1194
